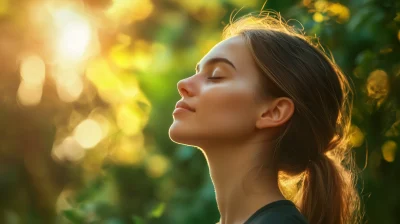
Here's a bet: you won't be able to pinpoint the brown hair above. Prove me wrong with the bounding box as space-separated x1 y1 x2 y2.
222 12 361 224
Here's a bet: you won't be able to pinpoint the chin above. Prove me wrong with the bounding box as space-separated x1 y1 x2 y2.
168 123 199 146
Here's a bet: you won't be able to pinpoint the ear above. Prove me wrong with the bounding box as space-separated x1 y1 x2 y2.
255 97 294 129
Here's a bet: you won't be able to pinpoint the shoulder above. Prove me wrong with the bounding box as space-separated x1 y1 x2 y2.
244 200 309 224
249 212 309 224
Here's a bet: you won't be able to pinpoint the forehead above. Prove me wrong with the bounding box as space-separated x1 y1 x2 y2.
198 36 257 73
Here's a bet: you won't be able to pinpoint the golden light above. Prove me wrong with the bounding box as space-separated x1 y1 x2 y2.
116 33 131 46
106 0 154 25
327 3 350 23
116 105 142 136
0 0 9 16
229 0 258 8
381 140 397 162
89 111 110 140
20 54 46 86
150 43 171 73
17 81 43 106
73 119 103 149
53 8 92 61
56 73 84 102
131 40 152 71
118 73 140 99
367 69 389 103
313 12 325 23
349 125 364 148
86 58 119 90
110 45 135 70
302 0 312 7
52 136 85 162
110 39 163 72
86 58 125 104
132 52 152 71
146 154 169 178
111 135 146 165
314 0 328 12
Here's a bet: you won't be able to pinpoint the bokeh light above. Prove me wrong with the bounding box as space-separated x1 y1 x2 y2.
310 1 350 23
55 72 84 102
106 0 154 25
116 105 143 136
327 3 350 22
111 135 146 165
52 136 85 162
146 154 170 178
381 140 397 163
367 69 389 103
20 54 46 86
313 12 325 23
349 125 365 148
73 119 103 149
52 8 92 61
17 81 43 106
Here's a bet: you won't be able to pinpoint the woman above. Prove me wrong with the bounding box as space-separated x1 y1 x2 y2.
169 12 360 224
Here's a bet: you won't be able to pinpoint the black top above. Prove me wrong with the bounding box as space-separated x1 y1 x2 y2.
244 200 309 224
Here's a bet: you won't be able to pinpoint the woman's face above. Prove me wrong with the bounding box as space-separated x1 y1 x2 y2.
169 36 265 147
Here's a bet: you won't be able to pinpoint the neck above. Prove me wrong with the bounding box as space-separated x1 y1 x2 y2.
200 139 285 224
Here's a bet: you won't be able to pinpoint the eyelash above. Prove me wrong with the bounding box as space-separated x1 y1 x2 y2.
207 77 223 80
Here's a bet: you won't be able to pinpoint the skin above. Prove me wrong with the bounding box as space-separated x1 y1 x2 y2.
169 36 295 224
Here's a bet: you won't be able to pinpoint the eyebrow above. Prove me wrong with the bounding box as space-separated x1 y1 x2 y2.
195 57 237 72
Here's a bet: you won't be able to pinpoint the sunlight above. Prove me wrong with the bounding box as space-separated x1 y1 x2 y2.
17 81 43 106
111 135 146 165
73 119 103 149
106 0 154 24
52 136 85 162
20 54 46 87
116 105 142 136
56 73 84 102
53 8 92 61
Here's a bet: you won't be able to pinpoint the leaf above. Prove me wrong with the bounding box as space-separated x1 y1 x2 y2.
394 12 400 22
147 202 166 219
132 215 145 224
63 210 85 224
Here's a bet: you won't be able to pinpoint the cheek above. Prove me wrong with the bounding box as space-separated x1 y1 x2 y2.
198 85 257 134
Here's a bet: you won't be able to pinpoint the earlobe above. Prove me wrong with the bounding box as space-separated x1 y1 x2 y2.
255 97 294 129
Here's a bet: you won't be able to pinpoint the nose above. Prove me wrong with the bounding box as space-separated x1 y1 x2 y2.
177 77 194 97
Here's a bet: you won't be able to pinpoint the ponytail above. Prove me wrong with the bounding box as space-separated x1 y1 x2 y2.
296 153 360 224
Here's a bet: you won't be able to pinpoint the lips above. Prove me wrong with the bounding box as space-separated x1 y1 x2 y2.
175 101 195 112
